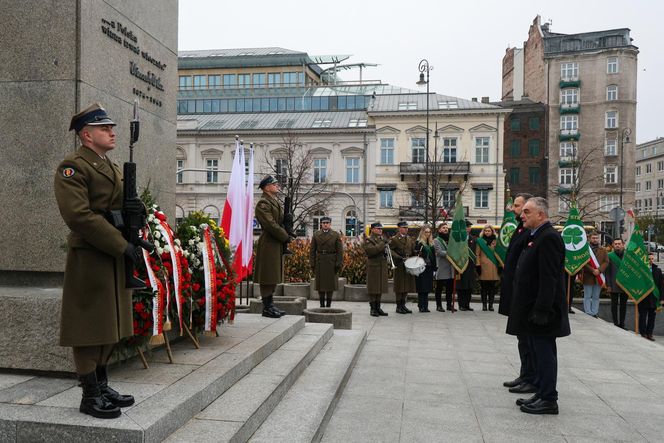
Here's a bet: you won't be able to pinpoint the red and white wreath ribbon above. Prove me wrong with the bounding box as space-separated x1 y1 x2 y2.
142 248 164 336
202 225 217 333
156 220 184 331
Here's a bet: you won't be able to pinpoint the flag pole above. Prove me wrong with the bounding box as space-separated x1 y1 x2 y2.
635 301 639 335
451 270 457 313
567 274 572 312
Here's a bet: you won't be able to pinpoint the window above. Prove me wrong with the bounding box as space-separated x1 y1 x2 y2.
475 137 490 164
274 119 295 129
529 167 540 184
635 183 641 192
312 211 326 232
253 73 266 88
313 159 327 183
412 138 426 163
509 168 520 185
222 74 236 88
605 139 617 156
312 119 332 128
442 190 455 209
510 140 521 158
346 157 360 183
275 158 287 183
398 102 417 110
410 191 423 208
607 57 619 74
238 74 250 88
605 111 618 128
283 72 300 84
560 115 578 131
561 62 579 79
528 139 540 157
348 119 367 127
559 168 574 185
658 160 664 171
659 178 664 189
604 166 617 184
599 195 619 213
193 75 206 89
558 198 571 213
443 138 457 162
510 118 521 131
380 138 395 164
607 85 618 101
179 75 192 90
380 190 394 208
176 159 184 184
268 72 281 86
238 120 258 129
646 181 652 191
560 142 575 158
206 158 218 183
636 166 641 176
474 190 489 208
438 101 458 109
208 75 221 88
345 210 358 236
646 163 652 173
560 89 578 105
529 117 540 130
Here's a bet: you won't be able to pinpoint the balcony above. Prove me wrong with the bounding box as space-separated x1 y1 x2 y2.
558 159 580 167
559 129 580 142
559 78 581 88
557 185 573 195
399 205 425 219
399 161 470 176
559 103 580 114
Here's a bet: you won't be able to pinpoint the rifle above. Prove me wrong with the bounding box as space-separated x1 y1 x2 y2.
282 177 296 255
122 100 154 289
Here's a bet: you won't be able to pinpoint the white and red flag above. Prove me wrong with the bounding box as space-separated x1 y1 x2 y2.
221 138 247 281
588 247 606 287
242 144 255 279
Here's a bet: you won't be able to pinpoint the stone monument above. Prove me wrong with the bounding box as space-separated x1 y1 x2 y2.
0 0 178 371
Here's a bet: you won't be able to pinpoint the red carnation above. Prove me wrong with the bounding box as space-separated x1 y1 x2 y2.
192 283 201 292
134 302 145 313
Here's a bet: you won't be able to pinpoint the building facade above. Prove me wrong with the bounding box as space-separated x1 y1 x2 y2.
635 137 664 218
502 16 638 229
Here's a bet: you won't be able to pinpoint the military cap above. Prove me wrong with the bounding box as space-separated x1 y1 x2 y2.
397 221 408 228
370 222 383 229
259 175 279 189
69 103 116 132
320 216 332 223
465 220 473 227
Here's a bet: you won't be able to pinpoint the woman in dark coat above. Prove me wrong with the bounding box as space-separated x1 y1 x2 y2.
414 225 436 312
639 253 663 341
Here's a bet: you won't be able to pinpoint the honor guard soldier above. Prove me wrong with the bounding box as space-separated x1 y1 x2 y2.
363 222 389 317
54 103 137 419
390 221 416 314
254 175 290 318
310 216 343 307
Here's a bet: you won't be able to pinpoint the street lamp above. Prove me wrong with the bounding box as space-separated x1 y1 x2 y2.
619 127 631 211
417 59 433 223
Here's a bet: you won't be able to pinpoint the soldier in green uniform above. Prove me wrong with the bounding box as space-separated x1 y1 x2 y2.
310 216 343 307
53 104 138 419
363 222 389 317
254 175 291 318
390 221 416 314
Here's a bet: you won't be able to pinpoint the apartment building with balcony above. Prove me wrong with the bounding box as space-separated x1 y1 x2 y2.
635 137 664 219
502 16 638 228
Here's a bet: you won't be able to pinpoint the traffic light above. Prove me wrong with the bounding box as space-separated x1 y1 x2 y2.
357 220 364 235
619 219 625 234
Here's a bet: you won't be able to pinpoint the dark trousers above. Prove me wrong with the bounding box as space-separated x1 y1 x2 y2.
480 281 496 306
417 293 429 310
610 292 628 327
435 279 454 307
517 334 536 384
458 289 472 308
638 305 656 336
528 335 558 402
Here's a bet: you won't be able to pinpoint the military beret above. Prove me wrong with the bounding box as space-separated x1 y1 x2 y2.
320 216 331 223
259 175 278 189
69 103 116 132
465 220 473 227
397 221 408 228
370 222 383 229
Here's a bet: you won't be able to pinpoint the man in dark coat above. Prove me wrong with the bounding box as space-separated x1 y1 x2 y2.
310 216 343 307
54 104 138 419
507 197 570 415
638 253 663 341
390 221 416 314
363 222 389 317
457 220 477 311
498 193 537 394
254 175 291 318
605 238 627 328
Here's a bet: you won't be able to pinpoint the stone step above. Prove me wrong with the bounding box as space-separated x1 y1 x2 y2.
166 323 334 443
249 329 366 443
0 314 304 443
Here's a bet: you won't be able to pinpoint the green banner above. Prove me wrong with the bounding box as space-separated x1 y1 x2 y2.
447 191 469 274
477 237 500 268
616 224 655 304
495 197 517 266
562 203 590 275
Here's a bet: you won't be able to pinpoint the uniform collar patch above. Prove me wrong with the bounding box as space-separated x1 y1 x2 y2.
62 167 75 178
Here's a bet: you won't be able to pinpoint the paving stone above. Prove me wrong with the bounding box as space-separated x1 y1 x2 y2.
37 381 166 411
0 373 34 390
0 376 76 405
165 418 242 442
321 413 401 443
399 420 484 443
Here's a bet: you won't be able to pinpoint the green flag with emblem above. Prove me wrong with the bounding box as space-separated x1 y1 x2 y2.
495 197 517 266
616 224 657 304
562 203 591 275
446 191 469 273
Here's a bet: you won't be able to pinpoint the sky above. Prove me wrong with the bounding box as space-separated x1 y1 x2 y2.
178 0 663 143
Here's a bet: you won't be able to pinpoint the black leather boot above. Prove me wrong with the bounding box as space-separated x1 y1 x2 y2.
396 300 406 314
370 301 379 317
78 371 121 419
481 293 488 311
488 293 495 311
377 300 388 316
96 365 134 408
319 293 325 308
262 295 281 318
402 297 412 313
326 293 332 308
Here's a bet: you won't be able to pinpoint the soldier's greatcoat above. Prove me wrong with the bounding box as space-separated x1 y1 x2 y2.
310 229 343 292
254 192 290 285
389 234 416 294
363 234 388 294
54 146 132 347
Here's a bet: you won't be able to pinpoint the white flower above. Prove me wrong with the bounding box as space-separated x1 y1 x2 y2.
147 214 155 222
188 239 195 246
163 245 170 253
188 267 193 274
190 226 197 232
174 239 181 246
197 242 205 251
153 240 160 249
194 236 200 242
156 247 164 255
152 204 158 209
154 231 161 239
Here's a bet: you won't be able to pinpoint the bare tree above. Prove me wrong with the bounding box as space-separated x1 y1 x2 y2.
261 131 334 234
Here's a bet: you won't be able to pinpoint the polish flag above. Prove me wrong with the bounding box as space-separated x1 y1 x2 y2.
221 138 246 281
588 247 606 287
243 144 255 279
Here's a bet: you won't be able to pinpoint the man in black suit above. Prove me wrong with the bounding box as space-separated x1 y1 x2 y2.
507 197 570 414
498 193 537 394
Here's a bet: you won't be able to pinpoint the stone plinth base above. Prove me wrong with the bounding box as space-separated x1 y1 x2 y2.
309 278 346 301
303 308 352 330
282 283 310 298
249 296 307 315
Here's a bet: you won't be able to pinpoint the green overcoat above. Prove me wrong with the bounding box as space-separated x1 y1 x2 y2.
53 146 132 347
310 229 343 292
363 234 388 294
389 234 416 293
254 193 290 285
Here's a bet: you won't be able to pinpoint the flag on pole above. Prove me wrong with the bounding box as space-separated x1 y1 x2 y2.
243 144 255 279
562 203 591 275
446 191 469 273
616 224 657 304
495 197 517 266
221 138 247 281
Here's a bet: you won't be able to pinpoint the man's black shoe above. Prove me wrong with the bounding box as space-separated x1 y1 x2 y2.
509 382 537 394
78 372 121 419
568 309 575 314
262 307 281 318
466 306 474 311
458 306 469 311
402 304 412 314
96 366 134 408
520 398 558 415
503 378 522 388
436 306 445 312
516 393 540 406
